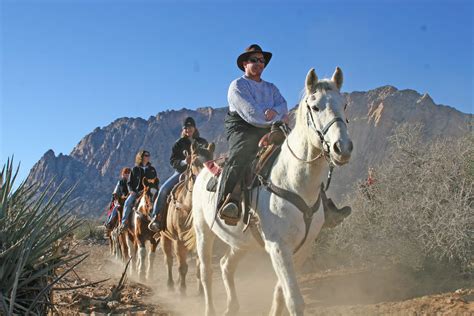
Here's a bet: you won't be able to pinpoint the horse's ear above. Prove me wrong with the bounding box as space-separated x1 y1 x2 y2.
332 67 343 90
305 68 318 95
207 143 215 154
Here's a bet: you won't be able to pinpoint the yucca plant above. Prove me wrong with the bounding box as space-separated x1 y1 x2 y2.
0 158 86 315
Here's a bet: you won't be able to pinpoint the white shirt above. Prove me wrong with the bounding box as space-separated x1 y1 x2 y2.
228 75 288 128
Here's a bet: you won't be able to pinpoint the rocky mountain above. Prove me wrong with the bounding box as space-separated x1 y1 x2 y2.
26 86 471 217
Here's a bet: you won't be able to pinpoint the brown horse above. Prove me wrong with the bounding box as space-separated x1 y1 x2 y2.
160 142 215 294
122 179 160 281
110 201 133 264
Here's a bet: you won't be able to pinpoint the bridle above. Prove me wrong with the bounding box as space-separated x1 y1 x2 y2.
285 97 348 163
282 97 349 190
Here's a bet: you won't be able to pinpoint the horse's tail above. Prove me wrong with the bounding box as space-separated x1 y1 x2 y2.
181 211 196 251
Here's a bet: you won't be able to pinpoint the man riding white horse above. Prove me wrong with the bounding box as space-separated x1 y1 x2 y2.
218 44 348 224
191 62 353 315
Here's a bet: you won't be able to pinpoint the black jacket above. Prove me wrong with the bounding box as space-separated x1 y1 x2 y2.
113 178 129 198
170 136 208 173
127 163 158 194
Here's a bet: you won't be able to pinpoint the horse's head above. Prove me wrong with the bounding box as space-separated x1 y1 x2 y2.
298 67 353 165
189 142 215 176
137 179 153 216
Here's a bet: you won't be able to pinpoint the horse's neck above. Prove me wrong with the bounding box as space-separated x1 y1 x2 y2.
138 195 149 214
176 180 193 210
270 126 327 205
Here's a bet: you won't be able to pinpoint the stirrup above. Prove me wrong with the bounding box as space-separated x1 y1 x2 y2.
148 217 161 232
218 201 240 226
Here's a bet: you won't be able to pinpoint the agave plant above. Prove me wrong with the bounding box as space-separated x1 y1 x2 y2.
0 158 85 315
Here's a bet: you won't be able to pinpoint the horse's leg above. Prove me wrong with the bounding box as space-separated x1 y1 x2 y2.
176 240 189 295
136 235 147 282
147 238 158 281
195 222 216 316
120 233 129 264
267 242 304 316
161 236 174 290
126 233 136 275
220 246 245 316
269 281 285 316
109 235 114 255
196 256 203 296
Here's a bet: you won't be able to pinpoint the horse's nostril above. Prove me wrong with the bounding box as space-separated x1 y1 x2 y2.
333 141 342 154
348 140 353 152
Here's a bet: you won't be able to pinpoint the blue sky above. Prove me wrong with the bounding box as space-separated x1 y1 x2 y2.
1 0 472 183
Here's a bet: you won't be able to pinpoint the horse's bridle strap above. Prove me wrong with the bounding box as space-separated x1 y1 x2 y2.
321 117 345 136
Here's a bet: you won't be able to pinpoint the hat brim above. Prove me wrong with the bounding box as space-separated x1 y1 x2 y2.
237 51 272 71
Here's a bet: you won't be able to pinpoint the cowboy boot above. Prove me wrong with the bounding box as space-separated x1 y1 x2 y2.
148 215 161 232
218 194 240 226
321 191 352 228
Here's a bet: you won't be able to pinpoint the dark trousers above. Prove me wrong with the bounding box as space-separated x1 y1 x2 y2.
217 112 270 206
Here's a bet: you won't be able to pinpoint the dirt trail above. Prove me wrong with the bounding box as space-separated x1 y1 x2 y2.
58 239 473 315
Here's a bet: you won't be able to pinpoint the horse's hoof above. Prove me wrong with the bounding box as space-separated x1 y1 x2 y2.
224 303 240 316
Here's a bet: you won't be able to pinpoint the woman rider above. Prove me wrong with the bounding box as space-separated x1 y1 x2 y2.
148 117 208 232
104 167 131 236
120 150 159 230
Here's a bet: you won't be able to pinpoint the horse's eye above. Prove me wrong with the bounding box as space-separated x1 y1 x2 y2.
311 105 320 112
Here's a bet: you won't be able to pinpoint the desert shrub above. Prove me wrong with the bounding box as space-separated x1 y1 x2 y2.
0 158 85 315
314 124 473 272
73 219 105 240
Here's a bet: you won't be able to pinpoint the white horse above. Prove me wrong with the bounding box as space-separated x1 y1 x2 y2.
191 67 353 316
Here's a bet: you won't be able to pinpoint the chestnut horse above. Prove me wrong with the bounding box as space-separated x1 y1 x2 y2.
122 179 160 281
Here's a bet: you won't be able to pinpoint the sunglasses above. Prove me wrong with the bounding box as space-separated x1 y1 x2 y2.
247 57 266 64
143 154 150 157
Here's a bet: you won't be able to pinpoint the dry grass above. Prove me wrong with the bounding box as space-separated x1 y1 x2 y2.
314 124 473 272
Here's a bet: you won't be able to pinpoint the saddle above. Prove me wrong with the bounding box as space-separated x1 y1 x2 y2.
206 127 285 193
205 125 286 226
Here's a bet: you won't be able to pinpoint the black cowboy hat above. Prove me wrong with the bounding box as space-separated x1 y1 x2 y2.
183 116 196 128
236 44 272 71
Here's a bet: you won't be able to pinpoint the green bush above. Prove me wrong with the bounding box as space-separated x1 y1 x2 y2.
73 219 105 240
0 158 85 315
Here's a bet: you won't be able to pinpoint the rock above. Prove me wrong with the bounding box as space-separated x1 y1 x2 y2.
106 300 120 309
455 288 467 295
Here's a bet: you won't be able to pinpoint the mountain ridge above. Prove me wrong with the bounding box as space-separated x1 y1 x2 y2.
26 85 472 217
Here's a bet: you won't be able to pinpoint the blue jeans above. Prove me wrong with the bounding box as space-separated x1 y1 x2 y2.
106 206 118 226
121 194 137 225
151 171 181 219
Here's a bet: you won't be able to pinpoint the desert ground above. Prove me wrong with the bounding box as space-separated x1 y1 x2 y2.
53 238 473 315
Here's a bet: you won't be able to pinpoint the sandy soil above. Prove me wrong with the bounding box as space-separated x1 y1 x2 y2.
54 239 473 315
